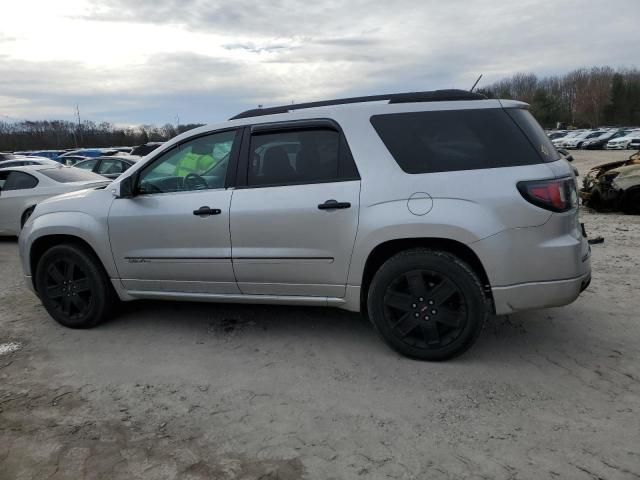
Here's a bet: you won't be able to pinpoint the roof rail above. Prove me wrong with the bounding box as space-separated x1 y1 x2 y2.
229 89 486 120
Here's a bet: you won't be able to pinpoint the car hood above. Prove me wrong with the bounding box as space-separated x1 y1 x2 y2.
587 156 640 177
34 182 113 217
611 165 640 190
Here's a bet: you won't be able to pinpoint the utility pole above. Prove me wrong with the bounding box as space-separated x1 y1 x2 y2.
75 104 82 147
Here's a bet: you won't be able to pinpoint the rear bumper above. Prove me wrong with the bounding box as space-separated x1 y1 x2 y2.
492 269 591 315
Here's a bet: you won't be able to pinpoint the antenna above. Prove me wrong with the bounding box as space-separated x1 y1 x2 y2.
470 74 483 93
75 104 83 147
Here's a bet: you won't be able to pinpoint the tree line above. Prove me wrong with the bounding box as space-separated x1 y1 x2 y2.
0 120 204 152
477 66 640 128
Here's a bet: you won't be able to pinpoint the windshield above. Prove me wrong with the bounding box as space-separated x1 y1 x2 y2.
39 167 106 183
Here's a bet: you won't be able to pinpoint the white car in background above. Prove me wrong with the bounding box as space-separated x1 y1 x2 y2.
606 131 640 150
0 165 110 236
552 130 583 148
560 130 605 149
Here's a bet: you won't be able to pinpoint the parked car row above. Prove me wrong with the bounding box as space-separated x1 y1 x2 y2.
0 147 153 236
546 128 640 150
4 142 163 164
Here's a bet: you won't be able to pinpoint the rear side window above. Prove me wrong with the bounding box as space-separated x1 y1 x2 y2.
247 128 358 187
2 171 39 190
371 109 544 174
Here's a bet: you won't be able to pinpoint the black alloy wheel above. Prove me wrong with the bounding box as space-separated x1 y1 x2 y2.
367 249 487 360
35 244 116 328
44 258 93 319
383 270 466 350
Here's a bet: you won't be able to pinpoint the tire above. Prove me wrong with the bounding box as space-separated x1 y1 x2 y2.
20 206 35 229
367 249 487 361
35 244 117 328
621 187 640 215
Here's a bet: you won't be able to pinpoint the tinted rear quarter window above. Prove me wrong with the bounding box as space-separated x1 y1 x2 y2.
371 109 545 174
3 171 39 190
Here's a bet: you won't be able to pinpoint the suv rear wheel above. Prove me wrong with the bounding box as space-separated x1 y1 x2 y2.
367 249 487 360
35 244 117 328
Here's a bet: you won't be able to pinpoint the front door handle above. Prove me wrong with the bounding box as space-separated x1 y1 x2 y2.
193 206 221 217
318 199 351 210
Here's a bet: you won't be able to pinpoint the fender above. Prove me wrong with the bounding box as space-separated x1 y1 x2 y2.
20 210 117 279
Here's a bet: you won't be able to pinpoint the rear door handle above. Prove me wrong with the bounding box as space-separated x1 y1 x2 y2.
193 206 221 217
318 199 351 210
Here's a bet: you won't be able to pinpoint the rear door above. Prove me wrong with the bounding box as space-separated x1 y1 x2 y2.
230 121 361 297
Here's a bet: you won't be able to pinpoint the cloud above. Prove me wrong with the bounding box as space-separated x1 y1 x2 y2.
0 0 638 124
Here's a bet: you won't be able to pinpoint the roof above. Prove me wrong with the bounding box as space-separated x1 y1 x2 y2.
0 164 66 173
230 89 486 120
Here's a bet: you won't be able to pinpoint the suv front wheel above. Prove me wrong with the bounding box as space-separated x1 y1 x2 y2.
367 249 487 361
35 244 117 328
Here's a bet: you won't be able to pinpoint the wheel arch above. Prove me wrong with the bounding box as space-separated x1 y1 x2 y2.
30 235 107 293
360 237 493 313
20 205 36 228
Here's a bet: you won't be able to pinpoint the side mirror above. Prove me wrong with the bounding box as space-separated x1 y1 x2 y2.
112 175 135 198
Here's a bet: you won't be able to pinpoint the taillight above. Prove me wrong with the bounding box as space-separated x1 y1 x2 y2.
517 177 577 212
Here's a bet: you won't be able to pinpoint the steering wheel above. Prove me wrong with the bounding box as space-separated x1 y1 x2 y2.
184 172 208 191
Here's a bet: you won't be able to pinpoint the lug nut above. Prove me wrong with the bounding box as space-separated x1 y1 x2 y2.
428 300 434 305
412 303 417 308
424 316 430 320
414 313 419 317
419 297 424 302
431 310 437 315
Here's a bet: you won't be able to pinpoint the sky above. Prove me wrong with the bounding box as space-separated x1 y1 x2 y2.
1 0 638 126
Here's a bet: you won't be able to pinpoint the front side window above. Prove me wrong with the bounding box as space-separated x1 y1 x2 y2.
1 171 39 190
138 130 237 194
247 128 358 187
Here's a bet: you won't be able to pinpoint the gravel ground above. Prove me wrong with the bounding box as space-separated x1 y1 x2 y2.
1 150 639 480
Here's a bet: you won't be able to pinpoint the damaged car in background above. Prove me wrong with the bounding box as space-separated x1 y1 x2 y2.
581 151 640 214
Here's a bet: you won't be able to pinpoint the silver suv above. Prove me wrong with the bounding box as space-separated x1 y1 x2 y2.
18 90 591 360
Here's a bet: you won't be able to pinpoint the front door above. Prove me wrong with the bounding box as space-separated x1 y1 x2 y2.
230 122 361 297
108 129 241 294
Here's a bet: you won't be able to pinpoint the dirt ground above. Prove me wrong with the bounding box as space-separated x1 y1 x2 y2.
1 150 639 480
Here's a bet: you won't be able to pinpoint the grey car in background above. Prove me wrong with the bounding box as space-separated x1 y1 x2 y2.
18 90 591 360
74 155 141 179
